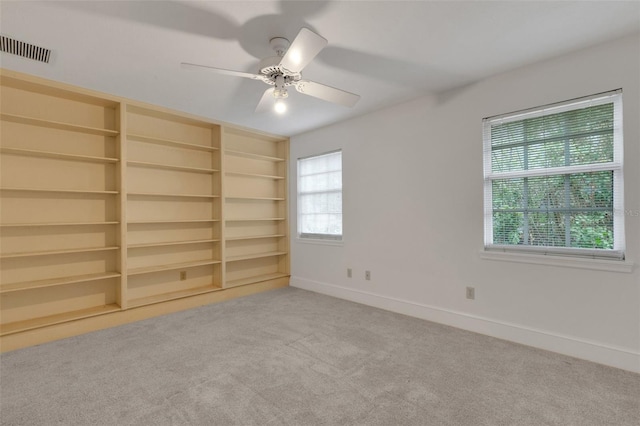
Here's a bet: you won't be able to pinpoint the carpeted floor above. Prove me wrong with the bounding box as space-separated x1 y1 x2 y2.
1 287 638 425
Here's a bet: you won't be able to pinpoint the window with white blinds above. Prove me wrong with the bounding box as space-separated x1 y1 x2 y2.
297 150 342 241
483 90 625 259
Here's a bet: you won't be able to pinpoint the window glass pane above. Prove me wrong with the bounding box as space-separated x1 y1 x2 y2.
297 151 342 239
299 170 342 192
526 176 566 209
492 212 523 245
526 140 565 170
491 146 524 172
492 178 523 210
570 213 613 249
528 213 567 247
490 103 614 173
569 134 613 166
569 172 613 209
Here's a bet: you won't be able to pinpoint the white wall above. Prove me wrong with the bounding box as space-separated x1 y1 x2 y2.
289 34 640 373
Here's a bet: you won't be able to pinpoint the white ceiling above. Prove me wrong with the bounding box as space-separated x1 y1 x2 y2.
2 1 639 136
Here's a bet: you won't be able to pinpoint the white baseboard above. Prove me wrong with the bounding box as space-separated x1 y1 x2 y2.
291 276 640 374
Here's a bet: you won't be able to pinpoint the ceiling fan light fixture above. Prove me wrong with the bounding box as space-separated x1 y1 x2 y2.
273 87 288 99
274 99 287 114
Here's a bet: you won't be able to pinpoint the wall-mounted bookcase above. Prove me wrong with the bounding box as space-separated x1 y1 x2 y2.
223 128 289 289
0 69 289 349
125 105 223 308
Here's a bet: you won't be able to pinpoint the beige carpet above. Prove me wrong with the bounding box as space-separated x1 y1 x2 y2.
1 287 639 425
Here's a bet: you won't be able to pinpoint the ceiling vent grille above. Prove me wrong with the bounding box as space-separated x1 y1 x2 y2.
0 35 51 63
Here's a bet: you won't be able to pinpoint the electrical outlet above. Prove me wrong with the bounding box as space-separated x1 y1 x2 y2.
347 268 352 278
365 270 371 281
180 271 187 281
466 286 475 300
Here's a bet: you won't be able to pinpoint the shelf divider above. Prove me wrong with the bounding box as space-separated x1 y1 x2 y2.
128 133 219 152
127 259 221 276
225 272 289 289
226 234 285 241
0 221 119 227
1 272 121 294
128 239 219 249
225 149 285 162
226 251 287 262
1 246 119 259
1 113 119 136
0 187 118 195
128 160 219 174
225 171 284 180
127 285 222 309
0 147 119 163
0 304 121 336
128 219 220 225
128 192 219 199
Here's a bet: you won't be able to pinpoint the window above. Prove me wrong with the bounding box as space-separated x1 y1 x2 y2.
483 90 624 260
297 150 342 241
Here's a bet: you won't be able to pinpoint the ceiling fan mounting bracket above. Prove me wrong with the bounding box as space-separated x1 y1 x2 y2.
269 37 290 57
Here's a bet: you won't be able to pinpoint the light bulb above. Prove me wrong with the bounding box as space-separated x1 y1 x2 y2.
274 100 287 114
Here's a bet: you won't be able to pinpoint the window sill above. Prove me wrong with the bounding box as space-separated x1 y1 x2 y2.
295 237 344 247
479 250 635 273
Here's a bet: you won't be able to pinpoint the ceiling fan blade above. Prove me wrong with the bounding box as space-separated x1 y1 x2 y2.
279 28 328 74
255 88 275 113
181 62 264 80
294 80 360 107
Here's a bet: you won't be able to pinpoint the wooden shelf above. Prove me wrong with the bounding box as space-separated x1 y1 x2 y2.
0 221 119 227
225 272 289 288
1 113 119 137
128 192 219 199
128 219 219 225
226 251 287 262
127 286 222 309
128 239 219 249
225 218 285 222
128 133 218 152
225 149 285 162
127 259 221 276
225 196 285 201
0 147 119 163
1 246 119 259
128 160 219 174
0 187 118 195
1 272 121 294
0 304 121 336
226 171 284 180
226 234 285 241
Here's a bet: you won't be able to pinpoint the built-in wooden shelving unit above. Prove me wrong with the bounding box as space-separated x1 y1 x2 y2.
124 104 225 307
0 69 289 349
222 128 289 289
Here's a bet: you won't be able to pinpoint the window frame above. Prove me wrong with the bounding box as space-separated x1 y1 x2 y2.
296 149 343 242
482 90 625 261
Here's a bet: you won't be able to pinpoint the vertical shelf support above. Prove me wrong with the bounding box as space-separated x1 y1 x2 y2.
118 103 129 309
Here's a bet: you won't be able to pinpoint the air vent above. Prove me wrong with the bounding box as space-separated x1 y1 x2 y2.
0 35 51 63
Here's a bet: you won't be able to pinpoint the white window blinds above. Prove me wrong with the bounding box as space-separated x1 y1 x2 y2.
297 150 343 240
483 90 624 259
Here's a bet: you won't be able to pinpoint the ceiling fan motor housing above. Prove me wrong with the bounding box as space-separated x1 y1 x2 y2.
258 37 302 86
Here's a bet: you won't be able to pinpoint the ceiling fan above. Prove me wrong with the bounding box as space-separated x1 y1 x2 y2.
181 28 360 114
